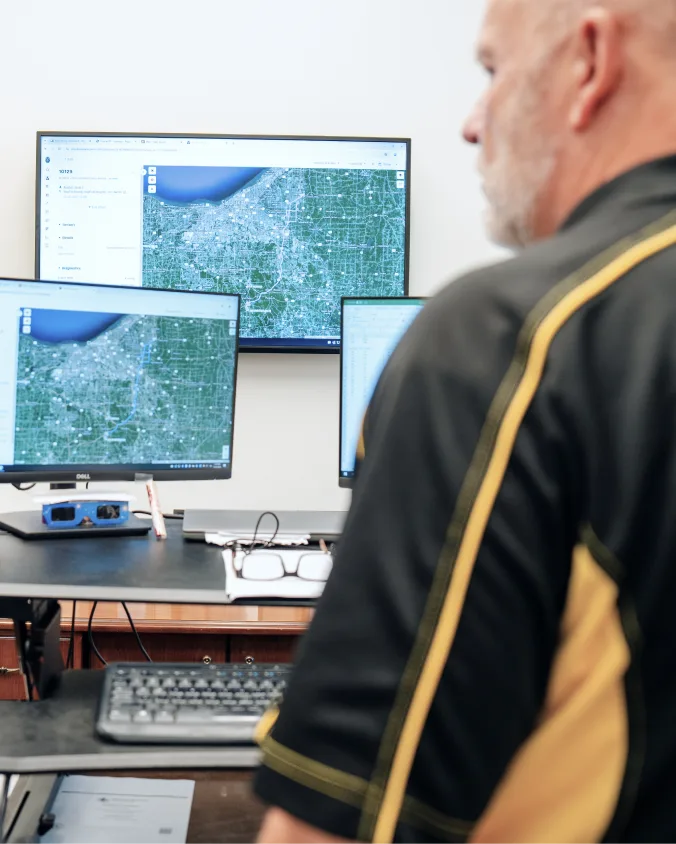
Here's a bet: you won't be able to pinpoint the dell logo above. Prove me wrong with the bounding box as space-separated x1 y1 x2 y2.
76 474 91 480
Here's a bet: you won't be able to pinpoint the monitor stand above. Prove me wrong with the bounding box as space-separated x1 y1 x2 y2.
0 482 152 540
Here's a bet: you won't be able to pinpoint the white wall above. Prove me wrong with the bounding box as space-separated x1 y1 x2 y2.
0 0 503 516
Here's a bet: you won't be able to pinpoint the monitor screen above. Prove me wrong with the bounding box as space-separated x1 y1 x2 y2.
36 133 410 352
339 296 425 487
0 278 240 484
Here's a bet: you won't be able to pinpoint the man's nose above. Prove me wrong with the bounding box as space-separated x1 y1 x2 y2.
462 101 483 145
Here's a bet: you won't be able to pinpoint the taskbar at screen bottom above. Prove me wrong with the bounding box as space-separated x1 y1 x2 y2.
240 336 341 351
339 471 355 489
0 462 232 483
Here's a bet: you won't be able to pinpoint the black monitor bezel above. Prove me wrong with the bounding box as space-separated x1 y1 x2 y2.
338 294 426 489
35 131 411 354
0 276 241 484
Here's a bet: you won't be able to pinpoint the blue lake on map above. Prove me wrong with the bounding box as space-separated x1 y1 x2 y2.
24 310 123 344
145 165 265 203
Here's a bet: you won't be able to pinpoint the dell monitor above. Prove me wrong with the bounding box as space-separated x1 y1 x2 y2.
36 132 410 352
0 278 240 486
339 296 426 487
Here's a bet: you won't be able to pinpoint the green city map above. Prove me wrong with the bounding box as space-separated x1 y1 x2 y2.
142 168 406 339
14 314 236 465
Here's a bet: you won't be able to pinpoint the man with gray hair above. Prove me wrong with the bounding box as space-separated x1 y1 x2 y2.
254 0 676 840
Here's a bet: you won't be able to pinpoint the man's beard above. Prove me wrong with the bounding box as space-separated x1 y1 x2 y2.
479 87 558 249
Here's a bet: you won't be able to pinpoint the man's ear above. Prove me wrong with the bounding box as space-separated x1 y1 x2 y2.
569 9 623 131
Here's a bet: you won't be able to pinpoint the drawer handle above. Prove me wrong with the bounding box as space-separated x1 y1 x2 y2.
202 655 212 665
0 666 21 676
245 656 255 665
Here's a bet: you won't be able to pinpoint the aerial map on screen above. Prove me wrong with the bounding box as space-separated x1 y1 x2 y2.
14 309 236 465
142 165 407 340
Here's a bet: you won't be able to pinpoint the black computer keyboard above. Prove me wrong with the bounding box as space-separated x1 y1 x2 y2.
96 662 289 744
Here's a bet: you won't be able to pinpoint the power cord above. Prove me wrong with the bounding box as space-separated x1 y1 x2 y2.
87 601 153 665
66 601 76 669
87 601 107 666
121 602 152 662
11 482 36 491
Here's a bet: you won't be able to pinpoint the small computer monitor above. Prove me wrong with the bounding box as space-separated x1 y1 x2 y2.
36 132 410 353
0 278 240 484
339 295 426 487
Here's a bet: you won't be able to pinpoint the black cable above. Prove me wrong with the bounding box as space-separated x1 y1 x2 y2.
245 511 280 555
222 511 281 555
87 601 107 666
132 509 184 520
11 482 36 491
121 602 152 662
66 601 76 669
17 625 34 702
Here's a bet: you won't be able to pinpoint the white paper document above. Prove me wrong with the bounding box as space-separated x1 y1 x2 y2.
223 547 331 602
41 775 195 844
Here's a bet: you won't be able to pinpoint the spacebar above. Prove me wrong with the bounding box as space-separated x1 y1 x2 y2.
174 708 251 723
175 708 214 722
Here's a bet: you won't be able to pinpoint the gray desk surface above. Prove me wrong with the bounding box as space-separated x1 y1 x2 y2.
0 671 259 774
0 518 316 606
0 520 230 605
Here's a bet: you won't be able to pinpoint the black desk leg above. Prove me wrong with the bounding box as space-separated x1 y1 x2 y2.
0 599 64 701
1 774 61 844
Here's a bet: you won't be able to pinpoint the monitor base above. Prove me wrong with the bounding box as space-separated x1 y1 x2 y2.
0 511 152 540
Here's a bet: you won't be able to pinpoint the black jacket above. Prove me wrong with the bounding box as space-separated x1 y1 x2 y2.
255 156 676 843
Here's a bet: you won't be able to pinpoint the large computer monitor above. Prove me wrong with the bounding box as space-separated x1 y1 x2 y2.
339 296 426 487
36 132 410 353
0 278 240 485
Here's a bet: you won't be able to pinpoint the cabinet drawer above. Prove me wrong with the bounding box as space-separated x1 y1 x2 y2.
0 635 81 700
85 633 227 668
229 635 299 664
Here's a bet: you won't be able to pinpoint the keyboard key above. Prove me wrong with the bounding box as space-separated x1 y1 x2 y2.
132 710 152 723
176 708 213 723
108 710 132 722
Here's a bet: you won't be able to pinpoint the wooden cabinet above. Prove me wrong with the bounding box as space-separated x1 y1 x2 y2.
0 602 310 699
85 633 227 668
229 635 298 664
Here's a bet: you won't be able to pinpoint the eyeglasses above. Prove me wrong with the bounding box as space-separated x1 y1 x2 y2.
42 501 129 529
234 550 333 583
